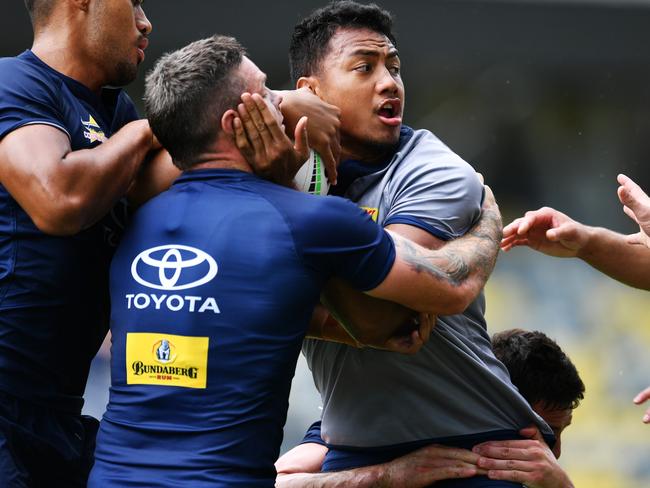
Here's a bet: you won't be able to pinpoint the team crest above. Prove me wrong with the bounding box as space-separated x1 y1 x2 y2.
81 115 107 143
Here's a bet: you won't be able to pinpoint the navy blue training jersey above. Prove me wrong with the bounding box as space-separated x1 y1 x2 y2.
91 169 395 487
0 50 139 413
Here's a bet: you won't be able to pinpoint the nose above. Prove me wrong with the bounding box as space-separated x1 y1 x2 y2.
376 65 398 96
136 6 153 36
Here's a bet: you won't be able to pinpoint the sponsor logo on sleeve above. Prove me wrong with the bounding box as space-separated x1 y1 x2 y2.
361 206 379 222
126 332 209 388
126 245 221 314
81 115 107 143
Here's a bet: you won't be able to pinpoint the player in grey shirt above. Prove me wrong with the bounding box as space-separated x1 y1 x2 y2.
288 2 553 484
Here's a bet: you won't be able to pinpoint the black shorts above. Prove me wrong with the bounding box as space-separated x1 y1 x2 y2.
0 390 98 488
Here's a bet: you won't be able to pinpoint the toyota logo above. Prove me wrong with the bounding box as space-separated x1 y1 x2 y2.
131 245 218 291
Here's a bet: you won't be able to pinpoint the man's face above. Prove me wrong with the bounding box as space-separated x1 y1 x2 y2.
238 56 284 127
313 27 404 160
89 0 152 86
533 402 573 458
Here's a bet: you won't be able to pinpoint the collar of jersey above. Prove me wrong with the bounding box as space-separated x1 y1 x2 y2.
174 168 257 185
22 50 121 114
331 125 414 197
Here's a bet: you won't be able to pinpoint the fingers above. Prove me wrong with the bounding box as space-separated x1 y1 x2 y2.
237 99 266 156
618 173 650 209
634 386 650 404
518 426 545 443
293 116 310 163
623 204 639 224
634 386 650 423
418 444 481 464
476 172 484 184
232 116 253 156
383 330 424 355
249 92 287 142
320 145 339 186
417 312 434 343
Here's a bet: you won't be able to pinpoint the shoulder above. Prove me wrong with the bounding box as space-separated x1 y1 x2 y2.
391 128 481 193
261 184 367 231
0 53 61 95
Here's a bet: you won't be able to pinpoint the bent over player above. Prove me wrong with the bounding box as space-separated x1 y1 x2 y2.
89 35 500 488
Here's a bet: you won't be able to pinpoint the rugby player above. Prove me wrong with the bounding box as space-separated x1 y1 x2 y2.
502 173 650 424
276 329 584 488
0 1 154 484
287 2 555 486
88 34 504 487
0 1 343 485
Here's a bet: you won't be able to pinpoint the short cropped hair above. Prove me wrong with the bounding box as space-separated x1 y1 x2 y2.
492 329 585 411
144 35 246 170
24 0 55 27
289 0 396 84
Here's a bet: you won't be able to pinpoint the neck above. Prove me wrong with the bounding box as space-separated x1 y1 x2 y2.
188 147 253 173
340 135 397 165
31 28 104 93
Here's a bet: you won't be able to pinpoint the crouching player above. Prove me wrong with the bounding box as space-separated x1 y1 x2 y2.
277 329 584 488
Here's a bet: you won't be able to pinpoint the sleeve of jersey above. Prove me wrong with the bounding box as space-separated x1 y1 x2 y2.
383 145 484 241
0 62 67 140
299 421 327 447
296 196 395 292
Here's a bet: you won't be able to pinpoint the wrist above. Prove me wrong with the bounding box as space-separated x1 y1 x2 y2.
574 224 598 261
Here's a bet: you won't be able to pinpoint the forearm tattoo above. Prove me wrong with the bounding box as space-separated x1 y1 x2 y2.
393 206 502 287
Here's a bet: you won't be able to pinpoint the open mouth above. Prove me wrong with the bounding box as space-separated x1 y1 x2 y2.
378 102 397 118
377 99 402 126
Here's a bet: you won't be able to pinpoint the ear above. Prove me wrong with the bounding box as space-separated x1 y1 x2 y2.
221 109 238 136
297 76 321 97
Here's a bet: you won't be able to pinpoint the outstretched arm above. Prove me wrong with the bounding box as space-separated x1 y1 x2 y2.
501 205 650 290
275 442 481 488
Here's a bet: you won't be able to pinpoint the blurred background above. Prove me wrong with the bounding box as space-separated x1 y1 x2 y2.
3 0 650 485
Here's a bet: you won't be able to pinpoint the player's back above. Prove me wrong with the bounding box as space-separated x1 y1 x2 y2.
92 168 394 487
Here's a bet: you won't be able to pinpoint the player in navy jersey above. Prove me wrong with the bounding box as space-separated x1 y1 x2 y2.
89 34 502 488
0 1 155 485
0 1 343 486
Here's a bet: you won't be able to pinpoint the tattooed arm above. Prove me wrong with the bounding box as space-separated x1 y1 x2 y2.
312 187 501 347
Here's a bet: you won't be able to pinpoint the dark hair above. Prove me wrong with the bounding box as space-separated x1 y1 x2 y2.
144 35 247 170
289 0 396 84
24 0 55 27
492 329 585 411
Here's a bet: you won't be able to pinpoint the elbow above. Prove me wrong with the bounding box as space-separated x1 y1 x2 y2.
30 196 88 236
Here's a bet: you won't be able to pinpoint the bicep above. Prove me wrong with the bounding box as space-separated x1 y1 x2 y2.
366 230 469 314
384 223 445 250
0 124 72 212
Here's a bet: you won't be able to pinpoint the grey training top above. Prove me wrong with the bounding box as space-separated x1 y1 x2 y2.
303 128 552 447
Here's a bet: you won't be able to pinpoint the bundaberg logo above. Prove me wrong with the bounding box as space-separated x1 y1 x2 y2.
127 333 208 388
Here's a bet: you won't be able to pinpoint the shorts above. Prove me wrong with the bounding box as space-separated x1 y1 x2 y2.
0 390 98 488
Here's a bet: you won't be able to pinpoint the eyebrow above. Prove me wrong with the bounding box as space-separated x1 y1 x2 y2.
349 48 400 59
